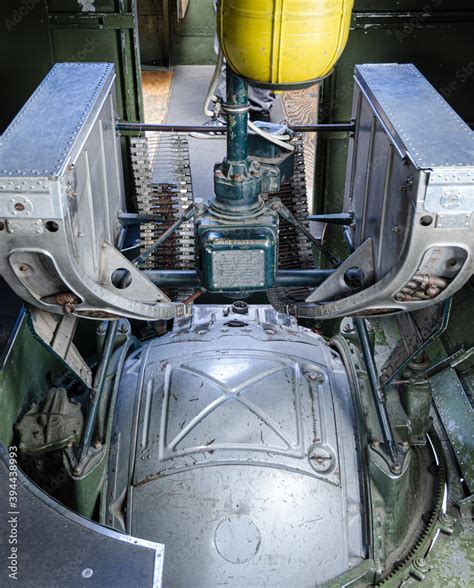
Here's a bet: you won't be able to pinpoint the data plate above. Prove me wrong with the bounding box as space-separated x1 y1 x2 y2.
197 222 278 294
212 249 266 290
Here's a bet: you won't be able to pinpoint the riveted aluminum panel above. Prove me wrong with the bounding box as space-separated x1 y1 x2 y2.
0 63 115 178
108 305 365 587
308 64 474 319
354 63 474 169
0 63 185 321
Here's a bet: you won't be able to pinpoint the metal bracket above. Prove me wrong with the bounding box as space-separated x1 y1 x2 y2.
100 241 171 304
430 367 474 493
268 197 341 267
307 212 354 226
27 309 92 388
426 346 474 378
380 300 452 385
306 238 375 303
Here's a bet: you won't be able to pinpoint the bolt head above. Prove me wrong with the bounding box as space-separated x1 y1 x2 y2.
439 513 456 527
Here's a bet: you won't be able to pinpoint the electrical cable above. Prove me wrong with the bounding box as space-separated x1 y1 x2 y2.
202 48 295 152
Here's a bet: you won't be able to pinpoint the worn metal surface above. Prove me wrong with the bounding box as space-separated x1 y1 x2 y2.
225 69 249 162
431 367 474 492
355 64 473 169
107 305 365 587
16 387 83 456
28 309 92 388
0 319 59 449
0 62 116 177
0 444 164 587
0 63 187 321
306 237 375 303
333 333 455 587
380 301 451 385
302 64 474 318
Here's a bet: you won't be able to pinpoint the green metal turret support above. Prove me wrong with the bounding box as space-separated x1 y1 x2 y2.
226 69 249 163
212 69 269 214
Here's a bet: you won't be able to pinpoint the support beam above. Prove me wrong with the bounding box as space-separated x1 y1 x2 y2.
144 269 334 289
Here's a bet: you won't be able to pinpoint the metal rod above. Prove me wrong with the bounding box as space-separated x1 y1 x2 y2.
354 317 399 467
271 199 341 267
290 123 355 133
144 270 201 287
274 269 334 287
132 203 198 266
144 269 334 288
118 212 165 225
343 226 355 253
307 213 354 226
182 289 205 305
117 122 355 134
225 69 248 162
78 321 119 467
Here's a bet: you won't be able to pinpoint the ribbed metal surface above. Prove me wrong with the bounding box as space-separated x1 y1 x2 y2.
107 305 364 587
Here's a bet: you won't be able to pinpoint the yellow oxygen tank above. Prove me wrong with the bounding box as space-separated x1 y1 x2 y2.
217 0 354 88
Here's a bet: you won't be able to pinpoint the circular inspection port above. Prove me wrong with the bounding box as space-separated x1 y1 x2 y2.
45 220 59 232
14 202 25 212
111 268 132 289
214 515 261 564
419 215 433 227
